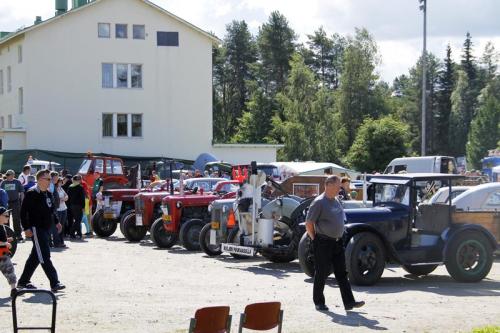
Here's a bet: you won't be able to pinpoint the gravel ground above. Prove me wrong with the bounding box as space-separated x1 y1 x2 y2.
1 231 499 333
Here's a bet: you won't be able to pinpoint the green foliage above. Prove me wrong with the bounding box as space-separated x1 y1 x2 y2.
450 70 470 156
345 117 409 172
466 78 500 169
471 326 500 333
435 45 455 154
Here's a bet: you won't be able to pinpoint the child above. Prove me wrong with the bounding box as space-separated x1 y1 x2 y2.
0 207 17 298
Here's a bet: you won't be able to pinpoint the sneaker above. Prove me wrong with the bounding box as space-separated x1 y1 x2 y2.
345 301 365 311
315 304 329 311
18 282 37 289
54 244 67 248
10 288 18 298
51 283 66 292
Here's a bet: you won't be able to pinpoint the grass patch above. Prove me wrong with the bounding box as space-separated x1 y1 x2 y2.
472 326 500 333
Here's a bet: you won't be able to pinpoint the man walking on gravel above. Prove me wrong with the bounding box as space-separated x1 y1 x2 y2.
17 169 65 292
305 175 364 312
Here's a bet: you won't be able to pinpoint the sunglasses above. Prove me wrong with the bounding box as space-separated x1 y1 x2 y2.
39 177 51 181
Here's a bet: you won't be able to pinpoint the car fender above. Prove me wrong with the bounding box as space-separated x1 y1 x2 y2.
344 223 400 263
442 224 498 256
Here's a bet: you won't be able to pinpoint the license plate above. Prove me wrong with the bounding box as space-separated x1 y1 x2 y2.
210 229 217 245
136 214 143 226
221 243 255 256
103 213 115 219
211 221 220 229
162 214 171 222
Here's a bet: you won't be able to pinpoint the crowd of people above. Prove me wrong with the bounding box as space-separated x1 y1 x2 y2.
0 165 105 297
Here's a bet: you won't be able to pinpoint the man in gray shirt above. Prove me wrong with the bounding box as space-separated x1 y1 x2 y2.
305 175 364 312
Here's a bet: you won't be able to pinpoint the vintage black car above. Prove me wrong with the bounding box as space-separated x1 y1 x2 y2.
298 173 497 285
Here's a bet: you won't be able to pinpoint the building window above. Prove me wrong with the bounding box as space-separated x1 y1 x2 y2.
0 70 3 94
132 114 142 137
98 23 110 38
102 114 113 137
18 87 23 114
115 24 127 39
7 115 12 128
131 64 142 88
133 25 145 39
102 63 113 88
117 114 128 136
18 45 22 63
116 64 128 88
7 66 11 92
157 31 179 46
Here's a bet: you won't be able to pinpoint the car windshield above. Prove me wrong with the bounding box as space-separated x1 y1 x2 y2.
258 166 279 178
185 180 217 192
216 183 239 193
374 184 410 206
78 159 92 174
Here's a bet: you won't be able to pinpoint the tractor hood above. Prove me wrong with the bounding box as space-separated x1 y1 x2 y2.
345 206 409 223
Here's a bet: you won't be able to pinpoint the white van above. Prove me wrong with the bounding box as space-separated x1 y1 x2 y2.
27 159 62 174
384 156 458 174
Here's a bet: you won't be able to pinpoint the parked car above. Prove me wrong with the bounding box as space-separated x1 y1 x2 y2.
384 156 458 174
426 186 472 204
452 183 500 211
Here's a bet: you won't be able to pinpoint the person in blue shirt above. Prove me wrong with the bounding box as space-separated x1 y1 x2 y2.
0 188 7 209
23 176 36 192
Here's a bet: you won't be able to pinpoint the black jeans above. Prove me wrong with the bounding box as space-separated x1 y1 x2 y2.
313 235 355 306
9 200 22 238
18 226 60 288
70 205 83 237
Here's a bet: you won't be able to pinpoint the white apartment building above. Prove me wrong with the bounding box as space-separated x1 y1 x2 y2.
0 0 280 164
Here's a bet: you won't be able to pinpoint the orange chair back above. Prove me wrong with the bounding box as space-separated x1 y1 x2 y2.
193 306 230 333
242 302 281 331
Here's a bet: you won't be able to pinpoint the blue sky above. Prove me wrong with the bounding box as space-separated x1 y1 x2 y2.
1 0 499 83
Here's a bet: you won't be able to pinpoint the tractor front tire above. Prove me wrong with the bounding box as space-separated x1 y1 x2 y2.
92 209 118 238
346 232 386 286
179 219 205 251
119 209 135 236
298 233 315 277
150 218 178 248
199 223 222 256
226 226 250 260
445 231 493 282
121 213 147 242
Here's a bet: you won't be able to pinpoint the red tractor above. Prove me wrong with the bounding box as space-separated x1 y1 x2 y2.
121 178 237 247
91 180 175 237
77 154 130 190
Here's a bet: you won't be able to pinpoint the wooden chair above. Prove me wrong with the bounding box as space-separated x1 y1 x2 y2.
188 306 232 333
238 302 283 333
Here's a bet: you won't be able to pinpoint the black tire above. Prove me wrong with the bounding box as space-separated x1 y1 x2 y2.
346 232 386 286
261 217 301 263
119 209 135 236
403 264 438 276
199 223 222 256
121 213 147 242
227 226 250 259
445 231 493 282
298 232 314 277
150 218 178 248
92 209 118 238
179 219 206 251
5 226 17 258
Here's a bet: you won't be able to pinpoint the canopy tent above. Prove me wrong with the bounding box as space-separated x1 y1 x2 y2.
270 162 359 180
0 149 194 175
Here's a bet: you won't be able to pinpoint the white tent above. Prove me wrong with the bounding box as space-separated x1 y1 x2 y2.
271 162 358 180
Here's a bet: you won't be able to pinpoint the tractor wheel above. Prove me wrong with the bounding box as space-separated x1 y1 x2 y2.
199 223 222 256
121 213 147 242
403 264 438 276
92 209 117 238
119 209 135 236
179 219 205 251
298 233 315 277
346 232 386 286
226 226 250 259
150 218 177 248
445 231 493 282
5 226 17 258
261 217 301 263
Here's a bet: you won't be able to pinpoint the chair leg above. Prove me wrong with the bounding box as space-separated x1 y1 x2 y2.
188 318 196 333
238 313 245 333
278 310 284 333
227 314 232 333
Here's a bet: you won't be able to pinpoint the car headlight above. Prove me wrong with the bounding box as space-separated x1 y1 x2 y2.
176 201 182 209
207 203 212 213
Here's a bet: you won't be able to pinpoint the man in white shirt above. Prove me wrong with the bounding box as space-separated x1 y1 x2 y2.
18 165 31 186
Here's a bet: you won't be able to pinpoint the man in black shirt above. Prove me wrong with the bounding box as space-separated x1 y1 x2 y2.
17 170 65 292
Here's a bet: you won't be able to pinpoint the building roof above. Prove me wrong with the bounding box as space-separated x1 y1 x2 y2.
0 0 220 46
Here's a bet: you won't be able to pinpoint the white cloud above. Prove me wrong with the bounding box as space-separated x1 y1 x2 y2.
1 0 499 83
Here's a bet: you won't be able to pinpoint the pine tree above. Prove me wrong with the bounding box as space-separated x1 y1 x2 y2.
450 70 469 156
435 45 455 154
460 32 478 134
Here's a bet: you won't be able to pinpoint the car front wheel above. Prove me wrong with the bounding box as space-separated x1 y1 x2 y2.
346 232 386 286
